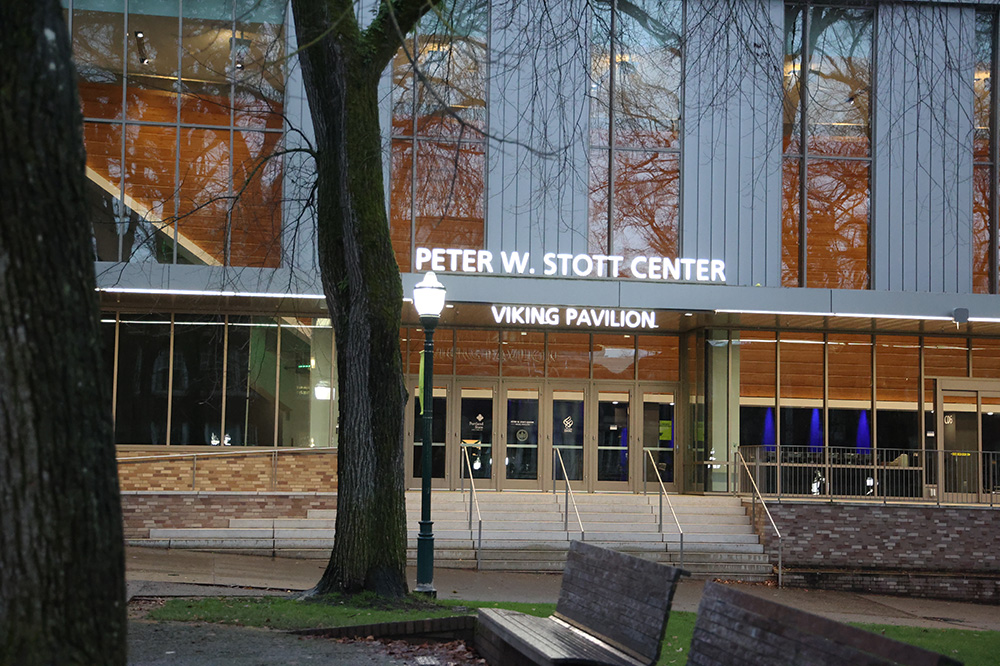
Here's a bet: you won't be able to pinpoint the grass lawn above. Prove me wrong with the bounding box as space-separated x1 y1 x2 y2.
146 596 997 666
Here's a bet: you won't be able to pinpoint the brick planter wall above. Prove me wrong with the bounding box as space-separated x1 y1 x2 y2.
121 492 337 539
116 446 338 492
743 500 1000 604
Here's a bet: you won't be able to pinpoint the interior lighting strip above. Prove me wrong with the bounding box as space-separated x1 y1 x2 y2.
96 287 327 299
714 308 954 322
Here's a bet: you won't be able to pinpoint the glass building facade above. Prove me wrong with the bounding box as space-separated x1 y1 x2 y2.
81 0 1000 500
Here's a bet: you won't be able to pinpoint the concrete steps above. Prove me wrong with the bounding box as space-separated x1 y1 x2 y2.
129 490 774 582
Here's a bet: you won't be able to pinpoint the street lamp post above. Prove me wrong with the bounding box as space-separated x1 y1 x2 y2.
412 271 446 597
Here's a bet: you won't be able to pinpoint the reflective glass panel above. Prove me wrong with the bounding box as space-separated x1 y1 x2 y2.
177 127 230 265
597 391 629 482
225 316 278 446
593 334 635 380
233 0 286 130
126 1 181 123
413 386 447 478
455 330 500 376
74 4 125 121
170 315 225 445
547 333 590 379
614 0 682 149
180 0 232 126
781 158 801 286
390 138 414 271
461 387 493 479
553 390 585 481
805 158 869 289
114 314 171 444
123 123 178 263
414 140 485 253
805 6 872 157
231 130 283 267
86 122 127 261
637 335 679 382
642 393 674 484
506 389 539 480
414 0 487 139
501 331 545 377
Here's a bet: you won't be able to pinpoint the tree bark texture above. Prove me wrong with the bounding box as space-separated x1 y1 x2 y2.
291 0 437 597
0 2 126 664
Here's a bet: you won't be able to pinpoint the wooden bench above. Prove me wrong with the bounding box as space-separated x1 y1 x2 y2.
475 541 687 666
687 582 963 666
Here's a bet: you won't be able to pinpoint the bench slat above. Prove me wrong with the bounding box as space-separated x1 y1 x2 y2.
474 541 687 666
556 541 685 662
478 608 645 666
687 583 963 666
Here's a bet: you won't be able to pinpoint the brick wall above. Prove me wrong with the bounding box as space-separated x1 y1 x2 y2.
744 500 1000 603
116 446 338 493
121 492 337 539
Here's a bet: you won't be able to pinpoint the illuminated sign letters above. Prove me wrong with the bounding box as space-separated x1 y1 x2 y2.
415 247 726 283
491 305 658 329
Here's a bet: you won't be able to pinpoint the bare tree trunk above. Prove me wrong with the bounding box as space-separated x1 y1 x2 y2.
0 2 126 663
291 0 415 597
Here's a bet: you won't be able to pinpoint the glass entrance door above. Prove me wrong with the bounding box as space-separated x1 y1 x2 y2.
502 385 541 489
458 384 496 489
932 378 1000 503
939 391 977 501
640 391 676 492
408 381 451 489
551 388 586 491
595 388 631 490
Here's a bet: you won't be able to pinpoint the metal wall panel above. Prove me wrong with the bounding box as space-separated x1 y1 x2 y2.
486 0 590 260
872 4 975 293
680 0 784 287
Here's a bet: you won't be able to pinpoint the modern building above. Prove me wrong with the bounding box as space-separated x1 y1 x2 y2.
73 0 1000 504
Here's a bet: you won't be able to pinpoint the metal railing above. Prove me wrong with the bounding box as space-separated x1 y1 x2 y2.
459 446 484 570
738 450 783 587
552 448 585 540
739 445 1000 507
645 449 684 569
116 447 337 491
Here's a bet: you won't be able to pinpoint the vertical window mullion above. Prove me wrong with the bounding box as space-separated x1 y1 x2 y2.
607 0 617 255
798 4 810 288
273 320 281 447
991 11 999 293
221 315 229 444
166 314 176 445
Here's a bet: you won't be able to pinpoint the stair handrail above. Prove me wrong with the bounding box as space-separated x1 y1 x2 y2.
645 449 684 570
460 445 484 570
738 449 783 587
553 448 585 540
116 447 335 463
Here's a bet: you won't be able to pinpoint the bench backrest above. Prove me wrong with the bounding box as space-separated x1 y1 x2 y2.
554 540 686 665
687 582 963 666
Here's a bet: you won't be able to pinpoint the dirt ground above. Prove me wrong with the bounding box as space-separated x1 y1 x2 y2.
127 599 486 666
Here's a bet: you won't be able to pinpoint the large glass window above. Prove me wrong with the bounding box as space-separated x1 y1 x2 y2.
974 10 995 294
114 313 171 444
782 4 873 289
589 0 681 267
73 0 286 266
390 0 487 272
170 315 225 445
738 332 777 450
106 313 335 447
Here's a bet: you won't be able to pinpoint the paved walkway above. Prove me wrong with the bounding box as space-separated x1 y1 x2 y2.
126 547 1000 632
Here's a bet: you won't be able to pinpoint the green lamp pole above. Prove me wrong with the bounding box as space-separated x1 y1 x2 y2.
412 271 446 596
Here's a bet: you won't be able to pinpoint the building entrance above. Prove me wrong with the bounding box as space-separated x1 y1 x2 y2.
405 378 678 492
932 378 1000 502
